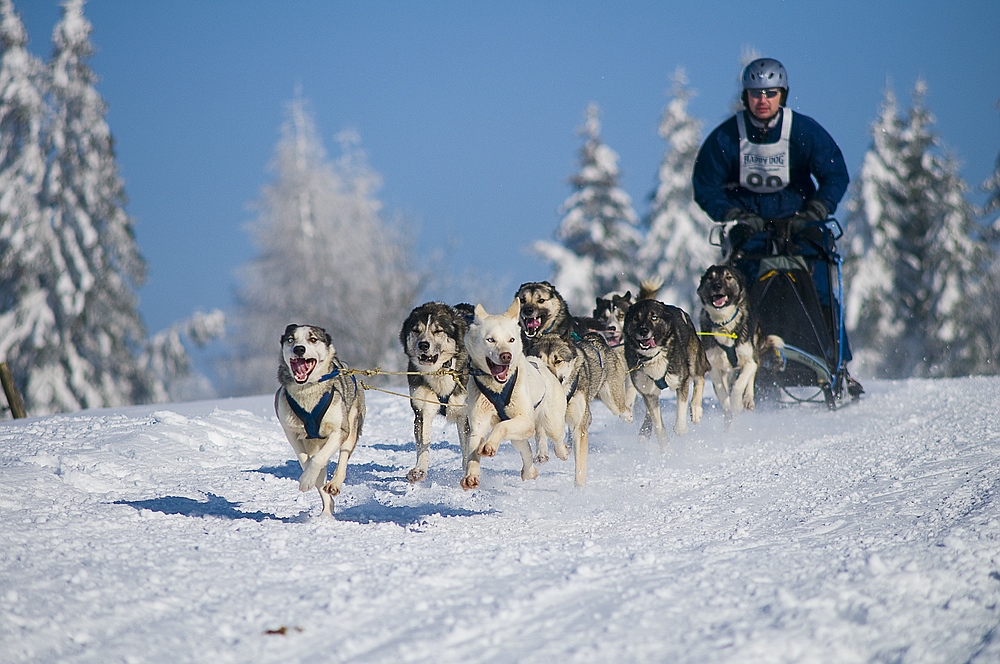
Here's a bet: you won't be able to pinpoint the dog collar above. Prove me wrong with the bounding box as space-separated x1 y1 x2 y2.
712 307 740 330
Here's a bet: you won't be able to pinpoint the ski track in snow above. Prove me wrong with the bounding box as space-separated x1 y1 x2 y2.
1 379 999 663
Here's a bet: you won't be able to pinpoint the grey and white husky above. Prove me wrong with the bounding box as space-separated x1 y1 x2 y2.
274 324 366 516
528 331 632 486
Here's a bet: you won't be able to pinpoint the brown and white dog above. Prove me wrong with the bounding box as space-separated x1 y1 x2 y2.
623 299 709 443
274 324 366 516
461 299 567 490
697 265 784 425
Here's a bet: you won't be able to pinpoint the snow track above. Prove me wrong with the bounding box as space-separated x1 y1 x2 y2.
1 379 998 662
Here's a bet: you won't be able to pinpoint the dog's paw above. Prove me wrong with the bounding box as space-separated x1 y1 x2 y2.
460 474 480 491
621 410 634 424
553 442 569 461
406 467 428 484
521 465 539 481
299 475 319 493
321 480 343 497
691 405 704 424
672 421 688 437
480 442 498 457
534 451 550 465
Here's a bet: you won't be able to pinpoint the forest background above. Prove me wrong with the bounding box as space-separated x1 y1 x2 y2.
2 0 999 415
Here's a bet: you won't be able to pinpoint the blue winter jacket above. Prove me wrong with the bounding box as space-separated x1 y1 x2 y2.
692 108 849 222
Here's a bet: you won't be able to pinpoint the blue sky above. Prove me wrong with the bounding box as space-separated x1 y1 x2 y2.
17 1 1000 335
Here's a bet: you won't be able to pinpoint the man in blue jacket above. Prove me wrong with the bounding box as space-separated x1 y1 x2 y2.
693 57 861 396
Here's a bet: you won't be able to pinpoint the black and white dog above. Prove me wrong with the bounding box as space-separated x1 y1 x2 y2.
623 300 709 443
697 265 784 425
399 302 471 483
274 324 366 516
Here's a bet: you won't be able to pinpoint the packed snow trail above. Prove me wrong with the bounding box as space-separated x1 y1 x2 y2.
1 378 999 663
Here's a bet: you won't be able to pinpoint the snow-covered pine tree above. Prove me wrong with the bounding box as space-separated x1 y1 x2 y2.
140 309 225 403
962 108 1000 374
227 94 421 396
0 0 52 387
638 68 715 313
843 87 908 375
29 0 160 413
534 103 641 314
844 80 985 378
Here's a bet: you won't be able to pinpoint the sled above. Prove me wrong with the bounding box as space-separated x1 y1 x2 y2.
714 218 853 409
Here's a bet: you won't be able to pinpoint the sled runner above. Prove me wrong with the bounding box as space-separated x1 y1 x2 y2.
715 218 854 409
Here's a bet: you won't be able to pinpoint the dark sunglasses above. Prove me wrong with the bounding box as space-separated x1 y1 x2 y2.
747 89 782 99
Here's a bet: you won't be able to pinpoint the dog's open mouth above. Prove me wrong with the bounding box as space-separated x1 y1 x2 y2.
417 353 439 365
603 330 622 345
635 336 657 350
711 294 730 308
522 316 542 337
290 357 316 383
486 357 511 382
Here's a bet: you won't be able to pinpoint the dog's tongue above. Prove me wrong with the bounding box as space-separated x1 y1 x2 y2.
291 357 316 382
639 337 656 349
712 294 729 308
487 358 511 382
524 317 541 334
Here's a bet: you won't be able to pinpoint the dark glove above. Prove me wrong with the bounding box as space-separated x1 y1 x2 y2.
722 207 766 232
791 199 828 229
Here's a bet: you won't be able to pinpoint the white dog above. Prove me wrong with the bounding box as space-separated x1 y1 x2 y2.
461 300 567 490
274 324 366 516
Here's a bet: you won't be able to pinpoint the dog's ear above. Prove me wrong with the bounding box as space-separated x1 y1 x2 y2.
474 303 488 323
317 327 333 348
503 298 521 320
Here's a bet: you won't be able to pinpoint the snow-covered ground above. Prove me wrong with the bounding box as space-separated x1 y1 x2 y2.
2 377 999 663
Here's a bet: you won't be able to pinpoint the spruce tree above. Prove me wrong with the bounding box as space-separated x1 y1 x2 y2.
845 81 984 378
963 108 1000 374
0 0 62 413
534 103 641 314
638 69 715 313
228 94 420 396
35 0 157 412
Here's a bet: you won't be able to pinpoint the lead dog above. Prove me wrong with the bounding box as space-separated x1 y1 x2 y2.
462 299 567 490
399 302 470 483
697 265 784 426
623 300 709 443
275 324 366 516
528 331 631 486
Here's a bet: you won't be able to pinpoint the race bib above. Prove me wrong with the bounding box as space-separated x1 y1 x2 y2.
736 109 792 193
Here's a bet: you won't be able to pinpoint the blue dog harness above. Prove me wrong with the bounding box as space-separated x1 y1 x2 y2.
473 369 519 421
283 364 355 439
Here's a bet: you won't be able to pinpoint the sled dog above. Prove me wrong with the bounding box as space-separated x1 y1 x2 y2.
592 279 662 348
528 331 631 485
591 279 662 422
623 300 709 443
697 265 784 425
515 280 589 344
398 302 471 483
274 324 366 516
462 300 567 490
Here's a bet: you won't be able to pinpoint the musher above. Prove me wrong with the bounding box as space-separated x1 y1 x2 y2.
692 57 862 397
